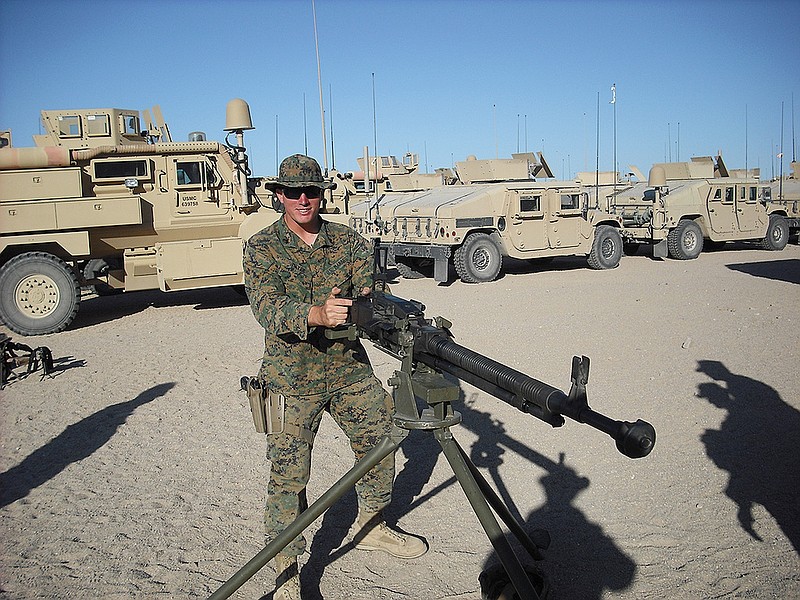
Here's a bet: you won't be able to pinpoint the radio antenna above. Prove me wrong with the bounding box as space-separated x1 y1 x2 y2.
312 0 328 171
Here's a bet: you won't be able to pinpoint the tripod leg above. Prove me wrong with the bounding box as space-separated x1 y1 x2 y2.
208 434 401 600
456 443 548 560
435 429 541 600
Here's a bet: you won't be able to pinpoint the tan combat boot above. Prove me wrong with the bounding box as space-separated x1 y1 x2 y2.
274 553 302 600
351 511 428 559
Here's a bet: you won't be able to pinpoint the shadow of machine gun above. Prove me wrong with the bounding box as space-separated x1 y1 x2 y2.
210 246 656 600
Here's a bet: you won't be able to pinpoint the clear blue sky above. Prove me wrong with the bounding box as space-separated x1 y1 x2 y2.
1 0 797 180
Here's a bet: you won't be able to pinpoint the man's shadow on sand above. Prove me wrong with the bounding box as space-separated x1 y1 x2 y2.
0 382 175 508
696 360 799 553
461 397 636 599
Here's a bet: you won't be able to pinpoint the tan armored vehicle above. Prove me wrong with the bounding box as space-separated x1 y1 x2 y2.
765 161 800 243
0 99 278 335
348 179 625 283
608 155 789 258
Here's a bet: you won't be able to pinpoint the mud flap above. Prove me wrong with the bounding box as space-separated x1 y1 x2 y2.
653 239 668 258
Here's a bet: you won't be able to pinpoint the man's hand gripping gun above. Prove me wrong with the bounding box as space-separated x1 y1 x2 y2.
331 291 655 459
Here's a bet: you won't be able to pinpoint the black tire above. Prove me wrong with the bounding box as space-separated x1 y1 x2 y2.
395 257 433 279
587 225 623 269
0 252 80 335
83 258 123 296
454 233 502 283
760 214 789 251
667 220 703 260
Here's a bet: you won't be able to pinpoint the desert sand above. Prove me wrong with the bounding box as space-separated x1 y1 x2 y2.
1 243 799 599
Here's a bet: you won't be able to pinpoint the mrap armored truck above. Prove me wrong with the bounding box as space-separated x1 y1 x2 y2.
347 179 625 283
0 99 278 335
608 155 789 259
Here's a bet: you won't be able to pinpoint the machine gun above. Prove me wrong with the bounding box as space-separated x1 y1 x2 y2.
211 248 656 600
341 291 655 459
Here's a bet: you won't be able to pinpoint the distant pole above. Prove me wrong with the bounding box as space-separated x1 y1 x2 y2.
329 84 335 169
524 114 528 153
792 92 796 162
668 123 672 162
517 114 520 154
779 101 785 200
611 83 617 195
275 115 279 174
745 104 748 176
312 0 328 171
677 121 680 162
493 104 498 158
372 72 378 162
303 93 308 156
595 91 600 209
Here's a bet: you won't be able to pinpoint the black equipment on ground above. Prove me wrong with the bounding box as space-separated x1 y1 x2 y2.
1 333 53 388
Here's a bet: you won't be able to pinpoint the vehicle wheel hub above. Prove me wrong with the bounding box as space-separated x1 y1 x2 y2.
15 274 59 318
473 248 490 270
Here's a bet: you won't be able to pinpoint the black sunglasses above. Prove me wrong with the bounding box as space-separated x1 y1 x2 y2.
281 186 321 200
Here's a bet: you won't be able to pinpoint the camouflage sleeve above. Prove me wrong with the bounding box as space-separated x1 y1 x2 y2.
243 236 313 340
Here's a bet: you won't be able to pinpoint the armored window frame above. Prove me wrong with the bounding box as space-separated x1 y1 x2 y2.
560 193 581 211
748 186 758 203
353 180 376 193
723 187 734 204
120 114 141 137
519 194 541 213
762 187 772 202
86 114 111 137
711 188 722 201
174 159 217 189
57 115 82 138
93 158 151 181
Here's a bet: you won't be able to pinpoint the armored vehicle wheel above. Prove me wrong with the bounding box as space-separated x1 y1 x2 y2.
454 233 502 283
0 252 80 336
83 258 123 296
667 220 703 260
587 225 623 269
760 214 789 251
395 257 433 279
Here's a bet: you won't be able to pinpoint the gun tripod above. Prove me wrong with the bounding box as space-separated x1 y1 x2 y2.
209 365 549 600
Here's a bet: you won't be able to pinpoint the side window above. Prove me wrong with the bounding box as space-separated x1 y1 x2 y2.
724 187 734 204
560 193 580 210
176 161 203 186
712 188 722 200
58 115 82 138
520 195 541 213
739 187 746 200
175 159 217 188
121 115 140 136
86 114 111 137
94 159 150 180
762 187 772 202
749 186 758 202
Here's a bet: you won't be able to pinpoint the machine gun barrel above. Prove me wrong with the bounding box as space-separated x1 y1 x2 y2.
347 292 655 459
414 331 654 459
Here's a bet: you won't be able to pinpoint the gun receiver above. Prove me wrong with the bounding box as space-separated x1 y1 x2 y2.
339 291 655 459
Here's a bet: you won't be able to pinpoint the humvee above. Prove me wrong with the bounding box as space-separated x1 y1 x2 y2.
608 155 789 258
0 99 278 335
348 177 625 283
765 161 800 243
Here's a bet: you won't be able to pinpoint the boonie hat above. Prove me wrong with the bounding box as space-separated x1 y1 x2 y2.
264 154 336 192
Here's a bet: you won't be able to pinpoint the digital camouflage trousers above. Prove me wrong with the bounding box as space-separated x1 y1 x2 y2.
264 375 395 556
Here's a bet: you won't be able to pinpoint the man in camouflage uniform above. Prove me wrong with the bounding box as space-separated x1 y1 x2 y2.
243 154 427 600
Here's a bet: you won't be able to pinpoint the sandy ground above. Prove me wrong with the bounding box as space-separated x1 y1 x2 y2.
1 242 799 600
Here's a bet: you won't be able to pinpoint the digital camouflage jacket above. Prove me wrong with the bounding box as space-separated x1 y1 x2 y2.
243 217 375 395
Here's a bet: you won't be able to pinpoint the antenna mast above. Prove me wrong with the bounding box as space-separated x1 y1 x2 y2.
312 0 328 171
